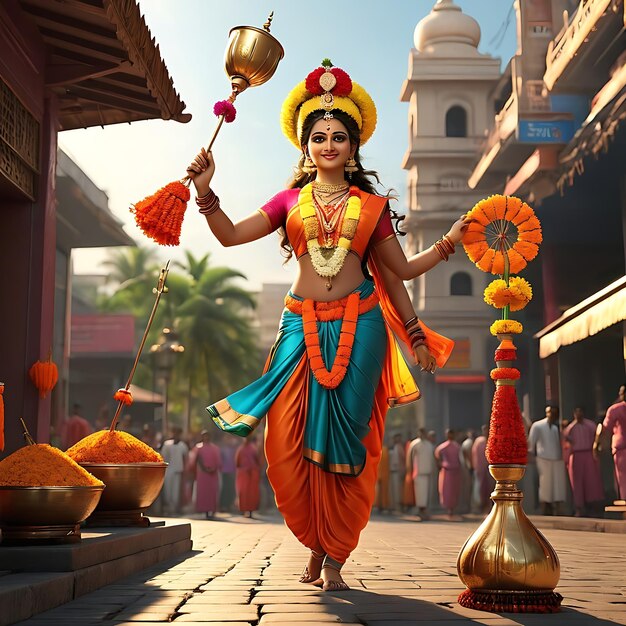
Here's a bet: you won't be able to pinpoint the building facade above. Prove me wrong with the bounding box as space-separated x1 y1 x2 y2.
469 0 625 421
400 0 501 436
0 0 189 455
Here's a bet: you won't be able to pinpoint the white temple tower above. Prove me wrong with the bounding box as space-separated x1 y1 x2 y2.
400 0 501 435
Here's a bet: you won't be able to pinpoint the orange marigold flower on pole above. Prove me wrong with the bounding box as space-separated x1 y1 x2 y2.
462 194 542 276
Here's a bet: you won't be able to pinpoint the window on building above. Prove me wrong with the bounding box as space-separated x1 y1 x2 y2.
450 272 472 295
445 106 467 137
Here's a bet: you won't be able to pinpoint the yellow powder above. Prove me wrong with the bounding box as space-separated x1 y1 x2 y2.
66 430 164 463
0 444 104 487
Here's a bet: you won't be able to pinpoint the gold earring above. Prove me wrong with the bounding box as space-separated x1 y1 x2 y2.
345 157 358 173
302 155 317 173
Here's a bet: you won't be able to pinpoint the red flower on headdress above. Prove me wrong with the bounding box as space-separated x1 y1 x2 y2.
305 68 326 95
331 68 352 96
305 66 352 97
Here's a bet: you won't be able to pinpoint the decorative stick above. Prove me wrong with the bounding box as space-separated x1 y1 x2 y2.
109 262 171 432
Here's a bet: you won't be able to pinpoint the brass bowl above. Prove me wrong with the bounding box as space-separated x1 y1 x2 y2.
0 485 104 526
80 463 166 512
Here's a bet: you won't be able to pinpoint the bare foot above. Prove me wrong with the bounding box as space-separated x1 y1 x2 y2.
321 565 349 592
299 551 325 585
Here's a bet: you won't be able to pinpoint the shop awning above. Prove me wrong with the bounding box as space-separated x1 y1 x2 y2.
535 275 626 358
129 384 163 405
18 0 191 129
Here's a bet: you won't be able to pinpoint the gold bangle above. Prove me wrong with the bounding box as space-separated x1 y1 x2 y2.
434 240 448 261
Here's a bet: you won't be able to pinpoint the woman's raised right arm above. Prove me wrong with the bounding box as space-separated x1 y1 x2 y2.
187 148 272 247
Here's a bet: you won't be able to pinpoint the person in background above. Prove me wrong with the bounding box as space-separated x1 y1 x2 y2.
458 429 475 514
595 384 626 501
219 435 237 513
375 439 391 513
402 433 416 512
563 407 604 517
389 433 406 512
435 429 462 520
471 424 493 514
61 403 93 449
407 428 436 520
528 405 567 515
161 426 188 515
235 435 261 518
195 430 221 520
140 423 158 450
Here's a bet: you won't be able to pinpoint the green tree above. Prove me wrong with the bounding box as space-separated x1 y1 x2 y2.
99 245 160 317
176 266 259 415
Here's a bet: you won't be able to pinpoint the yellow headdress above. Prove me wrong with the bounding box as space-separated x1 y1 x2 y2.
280 59 377 149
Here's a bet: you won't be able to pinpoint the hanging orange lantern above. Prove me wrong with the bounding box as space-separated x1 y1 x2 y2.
28 356 59 398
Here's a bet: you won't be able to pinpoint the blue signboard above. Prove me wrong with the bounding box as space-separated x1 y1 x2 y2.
518 120 575 144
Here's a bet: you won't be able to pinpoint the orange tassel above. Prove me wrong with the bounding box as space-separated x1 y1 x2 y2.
0 383 4 451
131 180 190 246
113 388 133 406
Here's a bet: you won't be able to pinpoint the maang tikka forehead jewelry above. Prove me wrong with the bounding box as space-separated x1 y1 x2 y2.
324 110 333 131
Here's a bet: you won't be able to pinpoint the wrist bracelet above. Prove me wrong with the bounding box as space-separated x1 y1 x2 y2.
404 316 418 329
196 189 221 215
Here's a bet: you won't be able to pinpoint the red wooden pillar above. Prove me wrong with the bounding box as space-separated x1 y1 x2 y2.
0 3 58 454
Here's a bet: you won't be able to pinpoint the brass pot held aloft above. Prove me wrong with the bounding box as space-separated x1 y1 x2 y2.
457 464 561 611
225 13 285 94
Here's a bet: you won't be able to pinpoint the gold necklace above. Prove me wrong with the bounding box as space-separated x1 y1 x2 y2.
312 189 349 215
311 180 349 194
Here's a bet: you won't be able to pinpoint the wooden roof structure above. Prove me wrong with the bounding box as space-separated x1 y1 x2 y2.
19 0 191 130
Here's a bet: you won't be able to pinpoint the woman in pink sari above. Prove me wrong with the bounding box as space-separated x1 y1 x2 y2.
236 436 261 518
195 430 221 519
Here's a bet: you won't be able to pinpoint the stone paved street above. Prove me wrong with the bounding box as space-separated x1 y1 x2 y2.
14 513 626 626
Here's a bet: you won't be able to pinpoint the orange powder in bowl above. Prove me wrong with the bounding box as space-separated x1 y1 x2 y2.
0 444 104 487
66 430 164 463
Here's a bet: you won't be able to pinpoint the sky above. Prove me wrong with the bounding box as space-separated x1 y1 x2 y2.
60 0 517 290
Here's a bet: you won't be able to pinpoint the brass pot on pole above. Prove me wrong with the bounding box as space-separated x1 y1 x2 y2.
457 464 562 612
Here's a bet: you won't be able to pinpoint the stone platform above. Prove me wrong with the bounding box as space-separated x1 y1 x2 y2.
0 521 192 626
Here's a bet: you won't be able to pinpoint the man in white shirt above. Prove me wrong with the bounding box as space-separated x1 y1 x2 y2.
161 426 189 515
528 406 567 515
407 429 436 520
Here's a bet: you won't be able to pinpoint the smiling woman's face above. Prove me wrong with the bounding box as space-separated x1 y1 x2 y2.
305 117 353 174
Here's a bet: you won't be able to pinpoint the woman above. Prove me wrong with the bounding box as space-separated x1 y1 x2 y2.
187 60 468 591
194 430 221 520
235 435 261 518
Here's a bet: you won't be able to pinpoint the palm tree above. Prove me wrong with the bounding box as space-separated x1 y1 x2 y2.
176 266 259 419
174 251 210 283
99 245 160 316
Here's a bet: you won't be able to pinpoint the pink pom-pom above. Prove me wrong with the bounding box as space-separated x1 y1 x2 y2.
213 100 237 123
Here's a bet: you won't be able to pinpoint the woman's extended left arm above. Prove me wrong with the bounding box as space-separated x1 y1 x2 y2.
374 216 470 280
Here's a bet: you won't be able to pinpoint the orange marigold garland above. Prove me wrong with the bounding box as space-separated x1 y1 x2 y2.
302 293 359 389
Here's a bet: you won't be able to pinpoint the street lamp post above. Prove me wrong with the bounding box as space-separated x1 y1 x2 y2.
150 328 184 441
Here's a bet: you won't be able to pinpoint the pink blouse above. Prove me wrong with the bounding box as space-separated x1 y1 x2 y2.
257 188 395 246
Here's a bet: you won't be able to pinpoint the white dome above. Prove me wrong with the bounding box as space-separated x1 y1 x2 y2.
414 0 481 54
